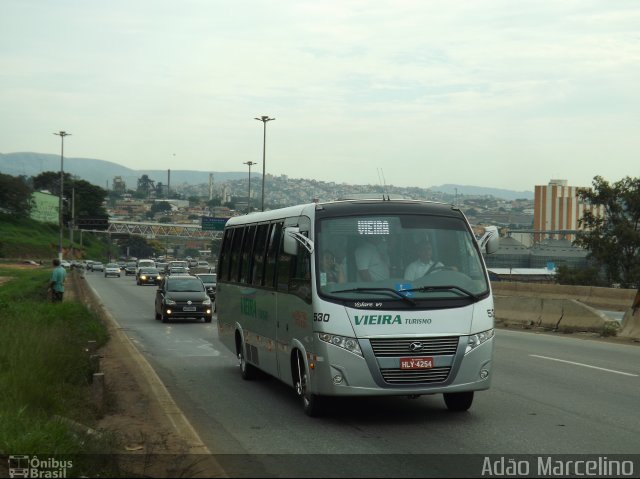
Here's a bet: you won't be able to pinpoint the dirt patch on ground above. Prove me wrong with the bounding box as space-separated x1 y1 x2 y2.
68 271 226 477
94 313 219 477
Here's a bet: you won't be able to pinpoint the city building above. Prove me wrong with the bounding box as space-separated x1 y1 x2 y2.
533 179 604 242
112 176 126 193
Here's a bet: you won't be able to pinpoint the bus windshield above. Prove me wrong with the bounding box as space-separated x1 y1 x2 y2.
316 214 489 301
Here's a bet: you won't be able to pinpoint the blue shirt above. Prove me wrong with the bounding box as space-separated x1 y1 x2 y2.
50 266 66 292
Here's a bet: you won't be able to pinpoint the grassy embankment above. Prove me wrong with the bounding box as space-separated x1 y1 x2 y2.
0 213 114 261
0 215 122 475
0 266 120 474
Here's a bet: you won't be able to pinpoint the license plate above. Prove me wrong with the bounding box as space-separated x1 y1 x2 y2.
183 306 196 312
400 357 434 369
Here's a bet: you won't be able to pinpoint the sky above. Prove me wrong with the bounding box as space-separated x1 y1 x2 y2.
1 0 639 191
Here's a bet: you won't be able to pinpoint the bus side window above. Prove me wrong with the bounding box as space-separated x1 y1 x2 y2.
276 234 293 292
240 225 256 284
218 229 234 281
251 224 269 286
229 227 246 283
289 231 311 303
264 222 283 289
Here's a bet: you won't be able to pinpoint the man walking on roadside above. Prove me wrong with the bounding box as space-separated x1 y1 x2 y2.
49 258 67 302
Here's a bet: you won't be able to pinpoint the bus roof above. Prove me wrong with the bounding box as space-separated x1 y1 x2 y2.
224 199 464 228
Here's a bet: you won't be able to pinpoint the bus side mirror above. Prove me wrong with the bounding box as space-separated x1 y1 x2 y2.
283 227 315 255
283 227 299 255
485 235 499 255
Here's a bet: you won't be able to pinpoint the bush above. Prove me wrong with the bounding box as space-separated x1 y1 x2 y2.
0 267 110 458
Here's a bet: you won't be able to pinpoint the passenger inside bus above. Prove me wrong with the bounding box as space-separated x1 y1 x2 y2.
321 250 345 284
404 239 445 281
355 236 390 281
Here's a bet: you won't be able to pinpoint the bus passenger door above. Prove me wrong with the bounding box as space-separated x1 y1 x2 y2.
275 222 312 386
252 222 281 378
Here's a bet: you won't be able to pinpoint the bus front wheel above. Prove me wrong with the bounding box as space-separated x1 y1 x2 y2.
238 340 257 380
294 351 323 417
443 391 474 411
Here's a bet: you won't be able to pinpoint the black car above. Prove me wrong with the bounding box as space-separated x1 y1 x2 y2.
124 261 137 276
155 276 213 323
195 273 217 301
137 267 162 285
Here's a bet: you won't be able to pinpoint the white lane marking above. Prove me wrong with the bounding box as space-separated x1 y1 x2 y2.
530 354 639 377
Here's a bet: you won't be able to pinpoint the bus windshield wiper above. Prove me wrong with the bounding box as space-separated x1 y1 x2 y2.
401 285 479 300
331 287 417 306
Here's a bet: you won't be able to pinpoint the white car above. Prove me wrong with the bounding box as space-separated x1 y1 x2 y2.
104 263 121 277
91 262 105 272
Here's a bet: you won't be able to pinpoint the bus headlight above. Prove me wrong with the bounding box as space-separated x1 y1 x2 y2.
465 328 494 355
203 298 212 306
318 333 362 357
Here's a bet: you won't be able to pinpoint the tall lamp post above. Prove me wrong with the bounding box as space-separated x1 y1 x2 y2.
254 115 275 211
243 161 257 214
54 131 71 261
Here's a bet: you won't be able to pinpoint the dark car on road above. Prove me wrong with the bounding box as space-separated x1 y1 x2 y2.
137 267 162 285
195 273 217 301
124 261 137 276
155 275 213 323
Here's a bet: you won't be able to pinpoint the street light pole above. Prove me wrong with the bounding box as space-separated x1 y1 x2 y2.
54 130 71 261
243 161 257 214
254 115 275 211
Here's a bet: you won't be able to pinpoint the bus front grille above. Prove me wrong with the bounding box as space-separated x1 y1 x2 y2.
380 367 451 384
369 336 459 357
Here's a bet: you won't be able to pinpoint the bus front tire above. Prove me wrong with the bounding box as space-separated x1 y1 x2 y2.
443 391 474 411
294 351 323 417
238 344 257 380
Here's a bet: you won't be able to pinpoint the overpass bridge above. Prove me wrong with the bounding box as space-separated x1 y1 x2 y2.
105 220 223 239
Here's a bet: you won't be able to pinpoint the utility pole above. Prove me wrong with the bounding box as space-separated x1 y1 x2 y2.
54 131 71 261
254 115 275 211
243 161 257 214
69 187 75 255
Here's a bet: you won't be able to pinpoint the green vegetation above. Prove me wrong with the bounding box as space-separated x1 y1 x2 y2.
0 214 115 261
576 176 640 288
0 267 118 475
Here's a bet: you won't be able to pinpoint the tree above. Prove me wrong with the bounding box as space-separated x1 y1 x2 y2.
32 172 107 222
151 201 172 214
120 235 156 259
71 179 108 219
0 173 33 216
575 176 640 288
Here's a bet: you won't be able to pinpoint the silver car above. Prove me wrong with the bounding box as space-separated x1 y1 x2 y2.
104 263 121 277
92 262 105 272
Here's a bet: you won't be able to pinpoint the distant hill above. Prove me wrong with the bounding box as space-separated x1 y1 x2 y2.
0 152 249 189
1 152 534 200
432 184 533 201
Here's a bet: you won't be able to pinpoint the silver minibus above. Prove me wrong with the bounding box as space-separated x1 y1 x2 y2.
216 198 499 416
